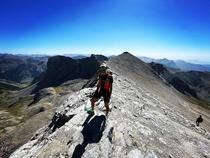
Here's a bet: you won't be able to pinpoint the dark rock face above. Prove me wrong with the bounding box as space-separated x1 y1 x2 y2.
92 54 108 62
150 62 168 75
169 76 197 98
175 71 210 102
149 62 197 98
34 55 106 92
149 62 210 102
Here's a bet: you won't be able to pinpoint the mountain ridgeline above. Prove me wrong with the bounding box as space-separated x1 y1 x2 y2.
140 56 210 72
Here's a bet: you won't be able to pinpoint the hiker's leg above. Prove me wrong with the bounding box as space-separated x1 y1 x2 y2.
104 101 110 116
103 91 111 116
91 97 97 110
91 90 101 110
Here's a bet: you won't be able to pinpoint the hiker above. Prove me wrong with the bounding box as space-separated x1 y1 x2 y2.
90 68 113 116
196 115 203 126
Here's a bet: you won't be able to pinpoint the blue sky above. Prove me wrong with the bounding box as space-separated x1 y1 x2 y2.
0 0 210 61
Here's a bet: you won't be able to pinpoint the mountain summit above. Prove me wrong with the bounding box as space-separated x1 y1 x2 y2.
10 53 210 158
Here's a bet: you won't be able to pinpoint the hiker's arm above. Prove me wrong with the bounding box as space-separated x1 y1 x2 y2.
109 84 112 96
96 80 101 91
109 76 113 97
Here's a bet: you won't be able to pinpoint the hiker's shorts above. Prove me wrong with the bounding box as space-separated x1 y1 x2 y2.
93 89 110 102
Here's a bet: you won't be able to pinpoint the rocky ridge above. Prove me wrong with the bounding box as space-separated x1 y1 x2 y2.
10 58 210 158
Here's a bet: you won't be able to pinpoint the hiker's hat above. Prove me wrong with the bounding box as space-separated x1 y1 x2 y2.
106 69 112 74
100 63 107 68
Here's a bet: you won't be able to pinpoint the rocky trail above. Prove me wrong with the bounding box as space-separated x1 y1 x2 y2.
10 68 210 158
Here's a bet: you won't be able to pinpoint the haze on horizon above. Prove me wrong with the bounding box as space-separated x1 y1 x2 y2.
0 0 210 62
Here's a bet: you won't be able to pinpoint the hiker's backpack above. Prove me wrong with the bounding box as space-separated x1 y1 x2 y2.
99 72 112 91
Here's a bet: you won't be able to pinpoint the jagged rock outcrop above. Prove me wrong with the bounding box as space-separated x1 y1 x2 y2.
10 53 210 158
34 55 107 92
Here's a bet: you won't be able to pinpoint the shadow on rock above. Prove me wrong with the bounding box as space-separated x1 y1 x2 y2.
48 112 75 133
71 114 106 158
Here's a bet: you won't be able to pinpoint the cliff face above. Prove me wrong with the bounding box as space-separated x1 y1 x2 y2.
34 55 105 92
10 53 210 158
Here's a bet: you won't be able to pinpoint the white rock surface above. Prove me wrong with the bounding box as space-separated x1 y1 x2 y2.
10 65 210 158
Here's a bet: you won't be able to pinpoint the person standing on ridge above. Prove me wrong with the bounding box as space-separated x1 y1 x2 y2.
196 115 203 126
90 66 113 116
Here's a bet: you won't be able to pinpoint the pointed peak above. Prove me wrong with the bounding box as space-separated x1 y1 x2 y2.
117 52 140 61
121 51 133 56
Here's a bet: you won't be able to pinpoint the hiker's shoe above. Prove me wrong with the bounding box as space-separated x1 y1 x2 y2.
87 109 95 115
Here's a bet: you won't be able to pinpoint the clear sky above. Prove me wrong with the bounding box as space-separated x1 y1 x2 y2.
0 0 210 61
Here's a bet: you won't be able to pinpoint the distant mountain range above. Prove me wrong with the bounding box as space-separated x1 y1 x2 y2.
0 54 48 84
63 54 89 59
139 56 210 72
